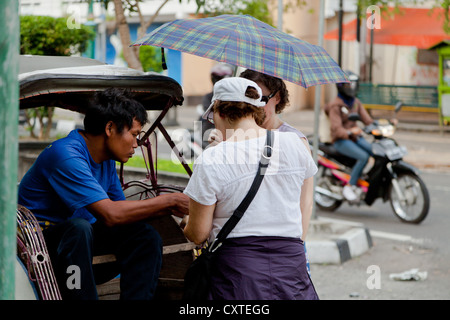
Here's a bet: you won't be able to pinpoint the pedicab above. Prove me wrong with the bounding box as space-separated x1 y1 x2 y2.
16 55 195 300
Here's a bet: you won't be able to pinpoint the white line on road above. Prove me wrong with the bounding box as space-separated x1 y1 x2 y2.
428 185 450 193
369 230 425 244
317 216 425 244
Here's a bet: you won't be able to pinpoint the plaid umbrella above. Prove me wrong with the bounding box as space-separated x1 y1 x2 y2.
132 14 347 88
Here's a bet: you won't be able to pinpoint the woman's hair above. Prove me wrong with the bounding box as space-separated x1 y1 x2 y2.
240 69 289 114
84 88 148 135
213 86 266 125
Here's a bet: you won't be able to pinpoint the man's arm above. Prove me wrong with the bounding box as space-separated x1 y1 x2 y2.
329 105 351 141
357 100 374 126
87 192 189 227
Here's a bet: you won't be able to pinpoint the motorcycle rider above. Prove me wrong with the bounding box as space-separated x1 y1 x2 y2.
324 71 374 202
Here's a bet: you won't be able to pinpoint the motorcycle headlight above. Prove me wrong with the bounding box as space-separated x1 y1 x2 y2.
380 125 395 137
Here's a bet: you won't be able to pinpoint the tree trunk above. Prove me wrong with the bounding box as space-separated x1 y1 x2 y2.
42 107 53 140
113 0 143 71
136 0 170 40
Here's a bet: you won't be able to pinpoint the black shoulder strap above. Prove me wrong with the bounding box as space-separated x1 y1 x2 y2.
210 130 274 252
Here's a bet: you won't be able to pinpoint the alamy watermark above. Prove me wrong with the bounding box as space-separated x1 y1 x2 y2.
366 265 381 290
66 265 81 290
366 5 381 30
64 264 382 292
66 5 81 30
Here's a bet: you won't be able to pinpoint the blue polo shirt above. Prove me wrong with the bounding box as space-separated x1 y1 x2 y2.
18 129 125 224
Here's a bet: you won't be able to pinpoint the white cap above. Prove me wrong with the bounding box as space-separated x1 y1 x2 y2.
202 77 266 120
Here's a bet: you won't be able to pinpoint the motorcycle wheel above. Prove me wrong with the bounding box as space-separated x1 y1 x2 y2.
388 173 430 224
315 174 343 211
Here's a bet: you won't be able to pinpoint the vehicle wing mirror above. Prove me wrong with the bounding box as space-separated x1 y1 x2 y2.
394 101 403 113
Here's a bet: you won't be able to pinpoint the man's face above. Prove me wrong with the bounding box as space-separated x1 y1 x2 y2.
106 119 142 163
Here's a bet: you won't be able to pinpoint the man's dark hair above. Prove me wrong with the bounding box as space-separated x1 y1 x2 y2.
84 88 148 135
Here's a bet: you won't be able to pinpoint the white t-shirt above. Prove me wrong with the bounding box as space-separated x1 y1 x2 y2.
278 121 307 140
183 130 317 242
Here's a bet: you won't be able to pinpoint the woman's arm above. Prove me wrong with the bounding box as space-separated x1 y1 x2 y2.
183 199 216 245
300 176 314 241
298 138 315 240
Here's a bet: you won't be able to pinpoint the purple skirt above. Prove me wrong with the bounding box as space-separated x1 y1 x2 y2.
207 236 319 300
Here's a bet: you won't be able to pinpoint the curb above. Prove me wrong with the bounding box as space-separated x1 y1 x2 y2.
305 219 373 264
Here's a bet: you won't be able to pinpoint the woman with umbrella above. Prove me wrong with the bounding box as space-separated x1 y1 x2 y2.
208 71 315 258
183 77 319 300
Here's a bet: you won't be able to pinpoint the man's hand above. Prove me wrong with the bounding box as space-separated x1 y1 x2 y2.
168 193 190 218
350 126 363 136
179 215 189 230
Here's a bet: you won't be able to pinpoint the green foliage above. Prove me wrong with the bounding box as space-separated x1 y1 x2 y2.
20 15 95 56
438 0 450 34
119 157 192 175
195 0 308 27
24 106 54 140
196 0 274 25
20 15 95 139
139 46 163 73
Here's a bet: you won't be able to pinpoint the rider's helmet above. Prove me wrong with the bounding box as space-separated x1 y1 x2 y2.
210 63 234 84
336 70 359 99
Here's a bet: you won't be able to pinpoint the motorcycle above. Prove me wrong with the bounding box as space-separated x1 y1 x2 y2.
313 102 430 224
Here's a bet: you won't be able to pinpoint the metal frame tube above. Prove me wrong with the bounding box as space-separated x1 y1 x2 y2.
0 0 19 300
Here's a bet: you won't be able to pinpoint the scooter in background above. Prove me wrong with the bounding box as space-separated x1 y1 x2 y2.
314 102 430 224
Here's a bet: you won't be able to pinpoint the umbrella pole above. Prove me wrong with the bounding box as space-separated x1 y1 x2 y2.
311 0 326 220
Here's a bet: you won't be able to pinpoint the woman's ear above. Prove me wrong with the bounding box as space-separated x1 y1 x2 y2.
274 91 281 104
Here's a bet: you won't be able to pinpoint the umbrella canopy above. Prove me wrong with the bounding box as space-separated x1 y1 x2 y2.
132 14 348 88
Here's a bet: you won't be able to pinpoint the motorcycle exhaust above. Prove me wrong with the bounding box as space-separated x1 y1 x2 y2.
315 186 344 201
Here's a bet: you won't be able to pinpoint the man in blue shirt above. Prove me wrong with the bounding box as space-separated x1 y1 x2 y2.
18 88 189 300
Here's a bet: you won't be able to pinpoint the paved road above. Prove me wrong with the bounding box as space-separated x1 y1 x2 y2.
168 106 450 300
312 170 450 300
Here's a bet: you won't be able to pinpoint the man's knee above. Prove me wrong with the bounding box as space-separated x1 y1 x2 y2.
53 218 94 253
359 152 370 163
140 223 163 252
66 218 93 239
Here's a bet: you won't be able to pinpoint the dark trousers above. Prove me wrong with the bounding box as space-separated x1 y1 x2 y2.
43 218 162 300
